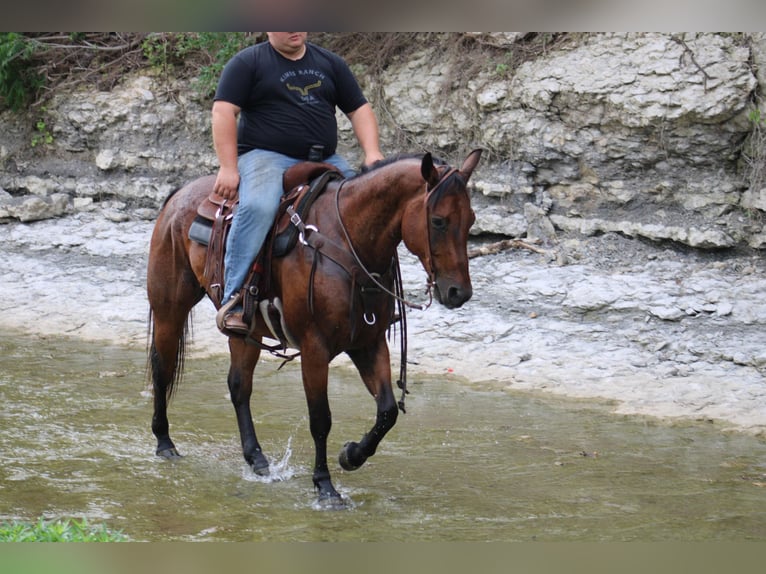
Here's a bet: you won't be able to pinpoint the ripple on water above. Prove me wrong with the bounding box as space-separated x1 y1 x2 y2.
2 333 766 541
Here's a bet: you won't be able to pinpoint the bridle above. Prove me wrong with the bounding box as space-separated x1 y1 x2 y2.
334 165 461 312
420 167 460 296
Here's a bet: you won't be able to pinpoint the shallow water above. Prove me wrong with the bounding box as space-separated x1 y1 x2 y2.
0 332 765 541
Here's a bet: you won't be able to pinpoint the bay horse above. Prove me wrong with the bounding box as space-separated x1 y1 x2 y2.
146 149 482 505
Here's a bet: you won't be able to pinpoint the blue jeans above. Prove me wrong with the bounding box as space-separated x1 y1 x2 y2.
222 148 356 302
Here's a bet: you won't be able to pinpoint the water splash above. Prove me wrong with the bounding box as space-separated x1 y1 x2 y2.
241 437 299 483
309 490 357 512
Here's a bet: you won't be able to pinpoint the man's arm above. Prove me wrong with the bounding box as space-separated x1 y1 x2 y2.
347 103 384 167
212 100 242 200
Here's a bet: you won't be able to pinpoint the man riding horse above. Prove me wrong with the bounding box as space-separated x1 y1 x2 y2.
211 32 384 334
146 30 483 506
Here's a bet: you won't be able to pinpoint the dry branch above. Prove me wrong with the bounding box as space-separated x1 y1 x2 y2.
468 238 551 259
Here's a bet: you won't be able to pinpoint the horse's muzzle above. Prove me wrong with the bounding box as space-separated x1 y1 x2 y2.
435 281 473 309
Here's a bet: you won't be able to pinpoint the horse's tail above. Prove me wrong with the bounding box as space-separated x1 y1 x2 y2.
145 308 190 400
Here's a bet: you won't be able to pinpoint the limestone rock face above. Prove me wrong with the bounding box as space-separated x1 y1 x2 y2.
2 33 765 249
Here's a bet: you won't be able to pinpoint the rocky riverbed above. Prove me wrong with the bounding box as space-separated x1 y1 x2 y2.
2 207 765 436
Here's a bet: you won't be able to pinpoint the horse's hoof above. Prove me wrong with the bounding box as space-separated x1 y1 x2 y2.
250 451 270 476
313 474 345 508
315 483 346 510
157 447 182 459
316 493 347 510
338 441 365 471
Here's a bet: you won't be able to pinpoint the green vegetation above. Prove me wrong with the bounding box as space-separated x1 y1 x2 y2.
0 517 127 542
0 32 263 113
141 32 258 98
0 33 45 111
0 32 544 113
0 32 574 113
30 111 54 147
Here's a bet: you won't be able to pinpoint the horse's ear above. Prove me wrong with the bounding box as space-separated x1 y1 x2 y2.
420 152 440 186
460 148 483 180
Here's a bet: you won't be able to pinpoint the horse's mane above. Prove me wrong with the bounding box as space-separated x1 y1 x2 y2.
160 186 182 208
356 152 448 177
358 152 467 207
354 152 465 208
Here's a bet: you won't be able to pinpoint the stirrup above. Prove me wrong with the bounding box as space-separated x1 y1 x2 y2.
216 293 243 332
219 312 249 336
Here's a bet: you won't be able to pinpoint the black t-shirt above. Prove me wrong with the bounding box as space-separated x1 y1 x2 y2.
214 41 368 159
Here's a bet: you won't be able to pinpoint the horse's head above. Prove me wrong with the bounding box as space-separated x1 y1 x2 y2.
404 149 483 309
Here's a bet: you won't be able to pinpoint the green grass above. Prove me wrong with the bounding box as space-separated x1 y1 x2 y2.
0 518 127 542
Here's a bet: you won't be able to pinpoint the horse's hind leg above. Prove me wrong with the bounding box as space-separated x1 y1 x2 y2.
147 239 203 459
227 338 269 475
149 314 189 458
340 339 399 471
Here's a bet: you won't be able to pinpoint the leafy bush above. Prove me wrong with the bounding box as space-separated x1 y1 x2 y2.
0 33 263 112
0 33 45 111
0 517 127 542
141 32 260 98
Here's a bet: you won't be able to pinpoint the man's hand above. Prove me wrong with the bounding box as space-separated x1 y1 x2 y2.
362 150 385 168
214 166 240 200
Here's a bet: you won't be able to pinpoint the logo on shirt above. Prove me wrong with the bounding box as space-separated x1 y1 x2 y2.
286 80 321 97
280 69 325 105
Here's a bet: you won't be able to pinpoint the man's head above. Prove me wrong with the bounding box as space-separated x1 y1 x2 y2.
267 33 308 60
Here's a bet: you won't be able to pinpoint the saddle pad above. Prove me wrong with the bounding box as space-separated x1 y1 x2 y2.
189 216 212 246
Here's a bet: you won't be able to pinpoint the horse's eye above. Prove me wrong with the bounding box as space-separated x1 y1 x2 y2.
431 216 447 230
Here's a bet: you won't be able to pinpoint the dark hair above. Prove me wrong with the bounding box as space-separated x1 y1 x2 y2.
358 152 447 175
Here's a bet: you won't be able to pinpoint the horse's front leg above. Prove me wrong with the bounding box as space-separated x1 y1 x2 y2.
341 339 399 471
300 337 342 504
227 338 269 475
